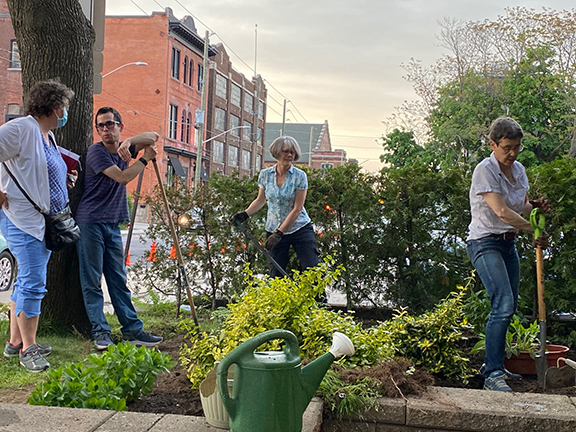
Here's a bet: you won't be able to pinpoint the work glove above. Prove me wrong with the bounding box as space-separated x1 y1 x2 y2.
533 231 550 250
265 229 283 251
231 211 249 225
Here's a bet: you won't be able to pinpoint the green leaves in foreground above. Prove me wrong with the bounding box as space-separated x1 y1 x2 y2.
29 342 175 410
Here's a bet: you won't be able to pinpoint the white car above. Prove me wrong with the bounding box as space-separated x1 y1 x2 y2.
0 233 15 291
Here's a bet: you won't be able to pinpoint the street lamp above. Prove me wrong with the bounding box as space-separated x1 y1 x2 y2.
102 61 148 78
194 125 250 189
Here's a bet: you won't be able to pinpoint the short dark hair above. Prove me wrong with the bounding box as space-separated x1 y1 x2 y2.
489 117 523 144
24 80 74 118
95 106 122 125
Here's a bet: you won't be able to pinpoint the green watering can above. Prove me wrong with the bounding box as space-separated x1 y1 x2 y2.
217 329 355 432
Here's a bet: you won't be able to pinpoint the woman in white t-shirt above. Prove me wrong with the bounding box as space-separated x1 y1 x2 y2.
466 117 549 392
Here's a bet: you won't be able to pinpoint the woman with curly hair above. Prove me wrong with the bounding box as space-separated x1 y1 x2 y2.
0 80 77 372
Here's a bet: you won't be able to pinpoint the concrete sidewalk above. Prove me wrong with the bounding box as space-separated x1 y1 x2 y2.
0 398 323 432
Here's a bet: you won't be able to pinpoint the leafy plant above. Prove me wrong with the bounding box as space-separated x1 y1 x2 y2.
377 283 474 382
29 342 175 410
317 370 381 419
471 316 540 359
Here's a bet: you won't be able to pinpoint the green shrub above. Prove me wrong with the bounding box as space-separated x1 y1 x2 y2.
29 342 175 410
180 260 397 388
377 283 474 382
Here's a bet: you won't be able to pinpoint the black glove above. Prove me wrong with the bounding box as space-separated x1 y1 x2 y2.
265 229 283 251
231 211 249 225
533 231 550 250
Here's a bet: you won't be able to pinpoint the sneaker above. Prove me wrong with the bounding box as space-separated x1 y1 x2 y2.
123 330 163 347
480 363 522 380
94 332 114 351
4 341 52 358
483 371 512 392
19 344 50 373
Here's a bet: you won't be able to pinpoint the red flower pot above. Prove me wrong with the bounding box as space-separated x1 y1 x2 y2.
504 345 570 375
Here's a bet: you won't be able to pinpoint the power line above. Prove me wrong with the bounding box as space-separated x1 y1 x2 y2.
129 0 149 15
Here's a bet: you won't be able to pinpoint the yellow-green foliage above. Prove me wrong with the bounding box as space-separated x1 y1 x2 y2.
180 260 396 388
377 283 473 381
180 260 474 388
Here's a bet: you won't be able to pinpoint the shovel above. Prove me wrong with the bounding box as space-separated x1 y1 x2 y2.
232 220 290 279
530 208 547 388
545 357 576 389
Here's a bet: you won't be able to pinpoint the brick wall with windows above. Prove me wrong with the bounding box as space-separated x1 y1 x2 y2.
0 0 23 123
205 42 267 177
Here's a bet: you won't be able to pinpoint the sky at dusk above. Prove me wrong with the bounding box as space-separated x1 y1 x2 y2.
107 0 576 171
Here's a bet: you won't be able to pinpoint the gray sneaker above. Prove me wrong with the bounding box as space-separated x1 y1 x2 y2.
94 332 114 351
483 371 512 392
19 344 50 373
4 341 52 358
123 330 163 347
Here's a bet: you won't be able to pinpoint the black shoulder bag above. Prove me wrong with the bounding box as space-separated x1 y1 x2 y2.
1 162 80 251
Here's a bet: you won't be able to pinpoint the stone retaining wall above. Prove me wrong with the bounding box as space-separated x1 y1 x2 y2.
322 387 576 432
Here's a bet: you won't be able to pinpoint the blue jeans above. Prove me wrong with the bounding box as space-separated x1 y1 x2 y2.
266 223 319 278
467 236 520 378
76 222 142 337
0 210 50 317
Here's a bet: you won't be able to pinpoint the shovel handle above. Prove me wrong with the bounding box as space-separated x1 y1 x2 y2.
536 246 546 322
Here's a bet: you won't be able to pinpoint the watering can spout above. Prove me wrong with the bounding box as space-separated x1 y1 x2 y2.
301 332 355 404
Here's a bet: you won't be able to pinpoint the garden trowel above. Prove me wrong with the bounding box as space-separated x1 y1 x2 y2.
531 208 548 389
545 358 576 389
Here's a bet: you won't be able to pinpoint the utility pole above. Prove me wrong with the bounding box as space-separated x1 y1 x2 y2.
194 30 210 190
281 99 287 136
308 126 313 167
251 75 261 174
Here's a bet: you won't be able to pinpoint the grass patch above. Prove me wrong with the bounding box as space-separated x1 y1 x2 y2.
0 332 89 390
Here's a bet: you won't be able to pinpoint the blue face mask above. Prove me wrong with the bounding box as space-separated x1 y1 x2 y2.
56 108 68 128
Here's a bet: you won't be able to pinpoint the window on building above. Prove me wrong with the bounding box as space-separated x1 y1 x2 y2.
231 83 241 107
228 146 239 166
9 40 20 69
244 93 254 114
229 115 240 136
216 74 227 99
258 100 265 120
242 150 251 171
321 163 333 169
197 63 204 91
186 112 191 143
213 141 224 163
243 120 252 141
214 108 226 131
255 154 262 171
180 110 186 141
189 60 194 87
183 56 188 84
171 47 180 79
169 104 178 139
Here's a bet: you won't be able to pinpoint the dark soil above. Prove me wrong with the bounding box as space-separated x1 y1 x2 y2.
126 333 203 416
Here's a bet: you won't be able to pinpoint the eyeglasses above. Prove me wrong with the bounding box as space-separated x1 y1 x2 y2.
96 121 120 131
498 144 524 154
281 149 295 155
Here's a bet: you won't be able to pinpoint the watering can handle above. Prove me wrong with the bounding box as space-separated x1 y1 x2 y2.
530 208 545 239
217 329 300 419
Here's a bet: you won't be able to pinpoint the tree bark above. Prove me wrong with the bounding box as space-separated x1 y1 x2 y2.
7 0 95 334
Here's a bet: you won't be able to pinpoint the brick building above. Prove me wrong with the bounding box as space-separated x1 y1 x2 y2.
205 43 266 178
94 8 219 201
0 1 23 122
264 121 347 169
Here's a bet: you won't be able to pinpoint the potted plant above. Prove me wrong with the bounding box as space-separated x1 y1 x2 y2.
471 316 569 375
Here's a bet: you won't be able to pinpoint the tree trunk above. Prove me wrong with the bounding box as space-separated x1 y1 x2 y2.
7 0 95 334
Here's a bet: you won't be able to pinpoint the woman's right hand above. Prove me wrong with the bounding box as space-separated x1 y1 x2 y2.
533 231 549 250
0 190 7 209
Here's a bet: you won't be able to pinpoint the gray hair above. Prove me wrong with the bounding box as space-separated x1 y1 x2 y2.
489 117 523 144
269 136 302 161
